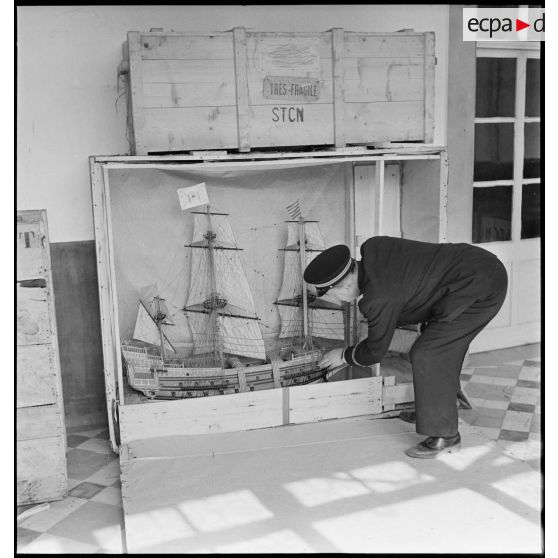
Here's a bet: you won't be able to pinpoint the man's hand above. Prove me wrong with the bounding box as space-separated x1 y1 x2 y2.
318 348 346 370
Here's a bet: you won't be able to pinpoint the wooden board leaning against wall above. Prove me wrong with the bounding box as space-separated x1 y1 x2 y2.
17 210 68 505
89 146 448 453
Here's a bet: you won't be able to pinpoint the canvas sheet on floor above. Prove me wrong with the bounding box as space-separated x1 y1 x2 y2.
107 163 348 354
120 416 541 553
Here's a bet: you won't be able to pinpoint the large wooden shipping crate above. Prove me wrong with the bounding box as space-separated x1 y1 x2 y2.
91 147 448 550
122 28 435 154
90 145 448 454
17 210 67 505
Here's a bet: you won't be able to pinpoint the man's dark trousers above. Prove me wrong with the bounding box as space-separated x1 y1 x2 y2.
409 257 508 438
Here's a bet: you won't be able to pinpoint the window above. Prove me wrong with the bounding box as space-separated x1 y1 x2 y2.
473 50 541 243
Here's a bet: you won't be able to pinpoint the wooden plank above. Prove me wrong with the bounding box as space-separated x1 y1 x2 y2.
344 101 425 143
17 406 63 441
124 411 412 460
17 344 58 408
374 160 385 235
331 28 345 148
142 58 236 85
439 150 449 242
143 82 237 108
89 160 118 451
119 388 284 443
248 104 334 147
383 381 414 405
344 66 423 104
423 32 436 143
17 437 67 505
343 57 424 82
144 106 239 152
17 221 45 281
103 166 125 409
40 210 67 454
344 33 426 58
233 27 250 151
247 31 333 61
94 146 445 163
382 375 396 411
139 32 234 60
289 377 383 423
16 286 51 345
127 32 148 155
345 163 356 379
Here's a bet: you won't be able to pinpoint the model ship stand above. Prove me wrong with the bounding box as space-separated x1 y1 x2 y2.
121 204 346 400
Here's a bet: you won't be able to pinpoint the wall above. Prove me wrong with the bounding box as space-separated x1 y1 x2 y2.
17 5 450 428
17 4 449 243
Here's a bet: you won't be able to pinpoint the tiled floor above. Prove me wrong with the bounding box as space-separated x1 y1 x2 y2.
17 343 541 554
17 427 126 553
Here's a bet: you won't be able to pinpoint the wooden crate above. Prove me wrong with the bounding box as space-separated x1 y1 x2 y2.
122 28 435 154
89 146 448 453
17 211 67 505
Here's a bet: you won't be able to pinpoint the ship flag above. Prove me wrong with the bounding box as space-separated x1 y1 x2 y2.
286 200 302 220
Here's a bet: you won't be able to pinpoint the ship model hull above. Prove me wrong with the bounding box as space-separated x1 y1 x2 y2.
122 343 326 399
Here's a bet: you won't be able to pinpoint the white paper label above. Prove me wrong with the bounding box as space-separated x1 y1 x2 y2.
177 183 209 210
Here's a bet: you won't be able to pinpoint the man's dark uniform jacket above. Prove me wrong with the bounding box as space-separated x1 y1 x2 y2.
342 236 507 437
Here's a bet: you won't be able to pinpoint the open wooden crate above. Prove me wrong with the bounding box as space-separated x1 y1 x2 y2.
120 27 436 154
90 145 448 453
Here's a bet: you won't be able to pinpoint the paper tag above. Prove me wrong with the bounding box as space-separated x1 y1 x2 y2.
177 183 209 210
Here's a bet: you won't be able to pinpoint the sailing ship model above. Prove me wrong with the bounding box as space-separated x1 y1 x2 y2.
121 202 345 400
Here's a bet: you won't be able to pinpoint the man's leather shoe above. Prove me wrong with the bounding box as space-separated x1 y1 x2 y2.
405 433 461 459
399 410 416 424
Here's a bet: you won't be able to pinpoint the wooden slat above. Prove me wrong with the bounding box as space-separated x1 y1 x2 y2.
17 344 58 408
17 286 51 345
103 166 125 408
382 382 415 406
142 72 421 108
143 82 236 108
246 31 333 60
382 375 396 411
142 59 236 85
17 437 67 505
17 221 45 281
248 104 334 147
343 57 424 82
438 150 449 242
289 377 383 423
344 101 425 143
95 146 445 163
119 388 284 443
40 210 67 454
374 160 385 236
140 33 234 60
332 28 345 148
144 106 239 152
89 159 118 451
423 32 436 143
128 32 148 155
17 406 63 441
344 33 426 58
233 27 250 151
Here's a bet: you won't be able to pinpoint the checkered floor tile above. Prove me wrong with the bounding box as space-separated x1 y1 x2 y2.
17 427 125 554
17 343 541 554
460 346 541 444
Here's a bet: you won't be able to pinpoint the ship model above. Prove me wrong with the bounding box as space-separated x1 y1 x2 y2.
121 201 345 399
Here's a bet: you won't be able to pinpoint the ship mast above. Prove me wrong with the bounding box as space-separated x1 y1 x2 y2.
298 214 312 350
204 205 225 368
153 295 168 361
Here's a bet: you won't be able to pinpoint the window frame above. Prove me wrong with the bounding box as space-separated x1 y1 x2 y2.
474 42 540 243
